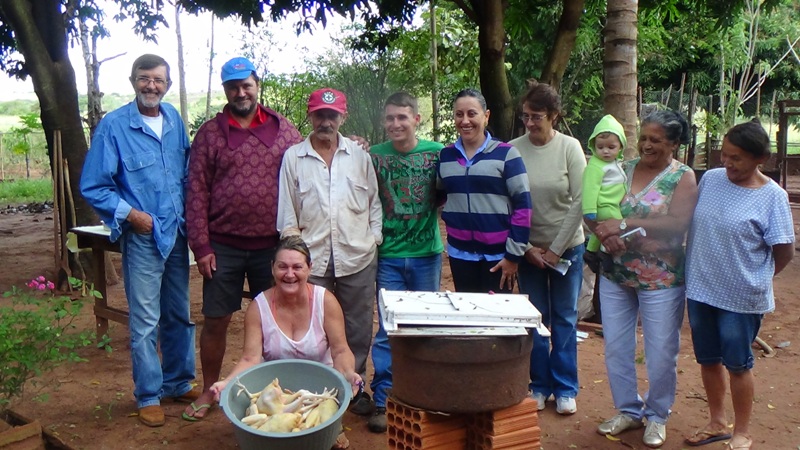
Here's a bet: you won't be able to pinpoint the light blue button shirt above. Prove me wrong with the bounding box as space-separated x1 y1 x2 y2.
80 100 190 259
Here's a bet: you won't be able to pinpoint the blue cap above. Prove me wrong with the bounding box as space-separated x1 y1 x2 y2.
221 57 256 83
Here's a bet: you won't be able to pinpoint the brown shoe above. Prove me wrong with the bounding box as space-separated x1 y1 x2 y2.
170 386 201 403
139 405 166 427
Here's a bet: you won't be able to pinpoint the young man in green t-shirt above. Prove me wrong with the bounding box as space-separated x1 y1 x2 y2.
366 92 444 432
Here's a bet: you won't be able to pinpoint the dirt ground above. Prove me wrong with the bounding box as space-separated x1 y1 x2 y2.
1 207 800 450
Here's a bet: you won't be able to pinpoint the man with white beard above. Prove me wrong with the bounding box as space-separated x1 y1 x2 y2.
81 54 197 428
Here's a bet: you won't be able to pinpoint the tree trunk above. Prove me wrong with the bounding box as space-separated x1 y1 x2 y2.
540 0 585 91
604 0 638 159
476 0 513 141
0 0 99 278
79 20 104 138
174 2 189 130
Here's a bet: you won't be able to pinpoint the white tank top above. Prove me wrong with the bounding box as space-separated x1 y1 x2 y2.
255 284 333 366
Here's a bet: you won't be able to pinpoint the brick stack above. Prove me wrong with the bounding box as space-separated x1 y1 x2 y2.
467 397 541 450
385 397 540 450
386 398 468 450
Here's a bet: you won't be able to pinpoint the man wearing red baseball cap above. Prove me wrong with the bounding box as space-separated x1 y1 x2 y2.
278 87 383 417
184 57 304 421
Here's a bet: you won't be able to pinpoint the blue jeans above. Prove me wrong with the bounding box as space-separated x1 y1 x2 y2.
370 254 442 408
518 244 584 399
599 276 685 423
121 232 195 408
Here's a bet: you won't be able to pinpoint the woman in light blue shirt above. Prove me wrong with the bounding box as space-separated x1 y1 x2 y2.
684 120 795 449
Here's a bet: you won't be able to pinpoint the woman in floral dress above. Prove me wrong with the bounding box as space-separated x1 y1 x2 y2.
588 110 698 448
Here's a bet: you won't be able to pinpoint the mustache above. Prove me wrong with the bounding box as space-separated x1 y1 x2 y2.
316 125 335 133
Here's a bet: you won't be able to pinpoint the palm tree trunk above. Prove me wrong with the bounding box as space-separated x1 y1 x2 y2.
604 0 639 159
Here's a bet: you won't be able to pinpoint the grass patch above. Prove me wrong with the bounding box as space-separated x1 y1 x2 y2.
0 178 52 205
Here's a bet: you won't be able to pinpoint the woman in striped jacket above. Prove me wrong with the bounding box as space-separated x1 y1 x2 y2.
437 88 532 294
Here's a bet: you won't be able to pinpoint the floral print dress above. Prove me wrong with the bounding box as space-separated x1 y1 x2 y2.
604 158 691 290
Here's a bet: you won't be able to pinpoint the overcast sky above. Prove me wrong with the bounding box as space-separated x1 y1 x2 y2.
0 2 344 101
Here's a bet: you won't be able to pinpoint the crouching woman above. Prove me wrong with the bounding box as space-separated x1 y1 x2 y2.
209 234 361 449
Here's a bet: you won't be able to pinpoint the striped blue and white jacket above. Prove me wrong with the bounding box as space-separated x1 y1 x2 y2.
437 137 532 262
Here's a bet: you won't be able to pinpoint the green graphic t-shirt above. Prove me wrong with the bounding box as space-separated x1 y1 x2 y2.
370 139 444 258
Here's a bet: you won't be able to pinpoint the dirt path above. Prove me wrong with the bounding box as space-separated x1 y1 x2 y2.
1 209 799 449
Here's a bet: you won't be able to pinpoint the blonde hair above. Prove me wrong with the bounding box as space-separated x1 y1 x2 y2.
274 234 311 266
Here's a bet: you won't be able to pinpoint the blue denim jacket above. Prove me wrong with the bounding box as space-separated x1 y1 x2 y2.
80 100 190 259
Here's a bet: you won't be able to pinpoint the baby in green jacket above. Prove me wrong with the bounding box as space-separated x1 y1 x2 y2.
582 114 627 273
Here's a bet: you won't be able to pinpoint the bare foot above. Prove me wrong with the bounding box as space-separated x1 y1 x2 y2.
332 431 349 449
725 434 752 449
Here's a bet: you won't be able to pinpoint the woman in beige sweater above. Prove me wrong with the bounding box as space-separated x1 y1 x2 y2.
509 80 586 416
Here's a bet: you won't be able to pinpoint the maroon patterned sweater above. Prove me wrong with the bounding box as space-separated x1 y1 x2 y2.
186 105 303 259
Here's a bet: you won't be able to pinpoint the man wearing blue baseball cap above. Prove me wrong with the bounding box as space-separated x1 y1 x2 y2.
184 57 304 420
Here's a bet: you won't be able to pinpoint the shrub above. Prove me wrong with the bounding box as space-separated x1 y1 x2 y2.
0 276 104 412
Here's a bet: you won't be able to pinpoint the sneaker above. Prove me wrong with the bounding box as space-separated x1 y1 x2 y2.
643 420 666 448
349 391 374 416
597 413 643 436
367 407 387 433
530 392 547 411
555 397 577 415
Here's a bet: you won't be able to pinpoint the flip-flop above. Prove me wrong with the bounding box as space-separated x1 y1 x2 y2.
684 428 732 447
181 402 213 422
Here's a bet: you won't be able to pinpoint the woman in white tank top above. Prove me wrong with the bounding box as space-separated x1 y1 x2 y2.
208 234 361 448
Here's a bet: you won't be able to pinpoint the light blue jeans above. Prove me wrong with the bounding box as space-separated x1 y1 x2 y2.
370 254 442 408
518 244 584 399
599 276 685 423
121 232 195 408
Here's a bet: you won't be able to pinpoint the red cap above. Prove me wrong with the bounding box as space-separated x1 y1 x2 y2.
307 88 347 115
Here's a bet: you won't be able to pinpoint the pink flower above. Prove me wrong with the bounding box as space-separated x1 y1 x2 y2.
36 284 46 291
46 281 55 290
27 280 37 288
37 275 46 282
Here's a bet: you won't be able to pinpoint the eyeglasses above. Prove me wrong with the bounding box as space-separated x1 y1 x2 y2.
519 113 548 123
135 76 168 87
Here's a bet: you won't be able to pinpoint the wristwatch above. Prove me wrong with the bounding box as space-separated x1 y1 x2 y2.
619 219 628 231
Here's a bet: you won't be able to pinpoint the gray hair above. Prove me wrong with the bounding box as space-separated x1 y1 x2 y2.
641 110 690 145
130 54 171 83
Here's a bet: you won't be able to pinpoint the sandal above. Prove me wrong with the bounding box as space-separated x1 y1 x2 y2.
684 427 732 446
181 402 213 422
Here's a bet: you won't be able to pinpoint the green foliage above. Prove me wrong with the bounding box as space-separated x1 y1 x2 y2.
0 276 106 412
8 113 41 156
0 179 52 204
385 3 480 143
260 72 321 136
0 100 39 117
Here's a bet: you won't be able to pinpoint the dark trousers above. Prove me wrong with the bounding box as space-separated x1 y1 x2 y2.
448 256 513 294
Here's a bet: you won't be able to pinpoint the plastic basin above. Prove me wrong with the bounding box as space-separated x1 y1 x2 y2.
219 359 352 450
